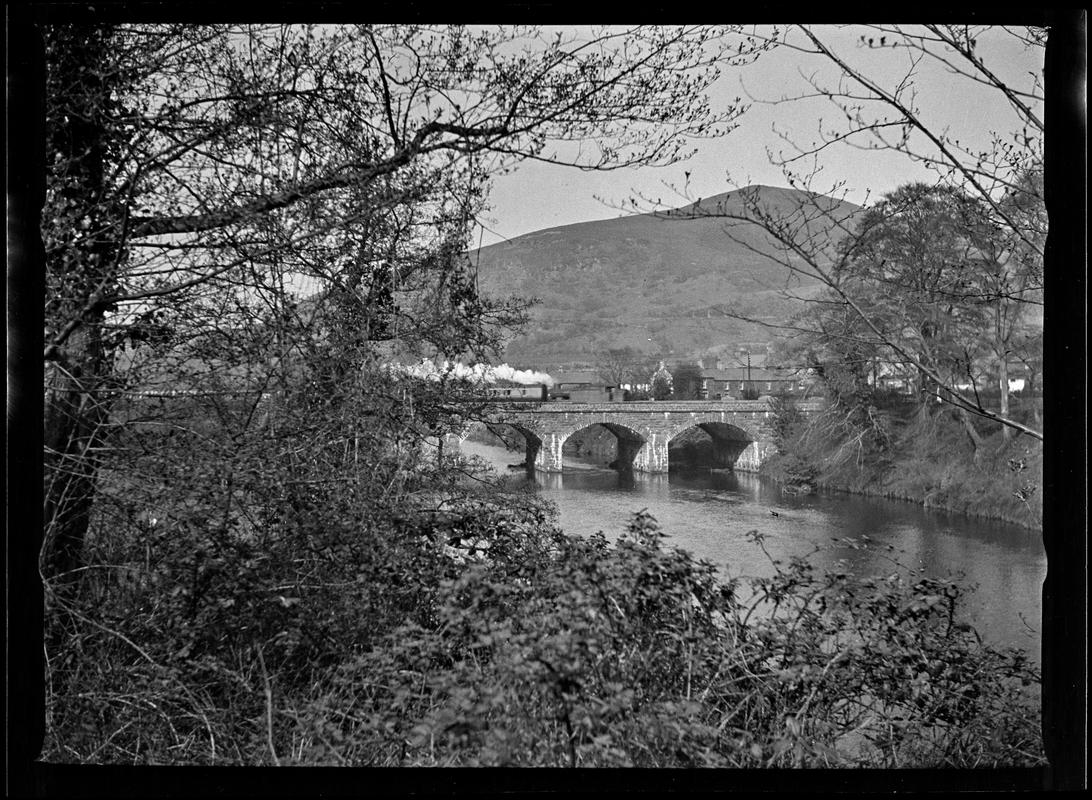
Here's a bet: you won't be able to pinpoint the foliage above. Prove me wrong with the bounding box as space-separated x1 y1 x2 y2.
42 346 559 764
44 437 1043 768
288 513 1041 768
835 182 1040 416
774 308 895 468
759 179 1043 460
651 373 673 401
671 362 704 400
763 395 819 492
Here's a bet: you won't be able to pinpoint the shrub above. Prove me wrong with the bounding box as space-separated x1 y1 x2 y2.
291 513 1043 768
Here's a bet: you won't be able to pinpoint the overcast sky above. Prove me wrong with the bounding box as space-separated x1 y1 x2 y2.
472 25 1044 248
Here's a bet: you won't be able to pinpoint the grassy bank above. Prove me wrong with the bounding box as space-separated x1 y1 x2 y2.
762 397 1043 530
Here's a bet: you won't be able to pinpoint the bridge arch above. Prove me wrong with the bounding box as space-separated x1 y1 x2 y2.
675 412 763 441
506 423 544 469
454 421 545 470
558 421 648 472
668 421 757 470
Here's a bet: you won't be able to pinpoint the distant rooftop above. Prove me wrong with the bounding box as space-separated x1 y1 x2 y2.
551 370 607 386
701 365 803 382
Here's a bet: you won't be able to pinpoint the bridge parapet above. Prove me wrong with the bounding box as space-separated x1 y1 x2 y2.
530 399 778 414
521 398 826 414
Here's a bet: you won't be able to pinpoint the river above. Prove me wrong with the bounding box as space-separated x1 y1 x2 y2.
459 439 1047 662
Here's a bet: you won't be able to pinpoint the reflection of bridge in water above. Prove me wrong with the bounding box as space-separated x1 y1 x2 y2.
455 399 825 474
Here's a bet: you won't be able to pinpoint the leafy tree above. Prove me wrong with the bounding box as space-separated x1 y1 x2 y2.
650 363 673 400
836 185 1003 436
657 179 1042 440
670 361 704 399
783 182 1044 453
651 375 672 400
968 166 1045 439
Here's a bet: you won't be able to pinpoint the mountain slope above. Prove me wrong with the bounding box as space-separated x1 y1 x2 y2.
472 185 862 366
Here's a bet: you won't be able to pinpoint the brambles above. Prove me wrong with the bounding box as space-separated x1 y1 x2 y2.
285 513 1042 768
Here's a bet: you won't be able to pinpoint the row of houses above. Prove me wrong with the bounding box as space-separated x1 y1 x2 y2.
698 366 809 399
535 362 1038 403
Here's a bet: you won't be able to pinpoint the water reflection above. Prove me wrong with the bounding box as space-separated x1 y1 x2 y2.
461 440 1046 660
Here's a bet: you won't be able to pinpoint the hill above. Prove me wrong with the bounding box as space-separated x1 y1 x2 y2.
470 185 862 367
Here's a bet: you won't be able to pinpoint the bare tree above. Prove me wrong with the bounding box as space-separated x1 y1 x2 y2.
595 346 643 387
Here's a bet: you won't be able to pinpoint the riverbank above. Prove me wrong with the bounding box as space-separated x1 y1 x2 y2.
761 400 1043 531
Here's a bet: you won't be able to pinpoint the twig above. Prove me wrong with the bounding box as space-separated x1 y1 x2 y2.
256 646 281 766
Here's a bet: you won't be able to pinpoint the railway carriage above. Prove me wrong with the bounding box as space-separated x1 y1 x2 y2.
482 384 549 402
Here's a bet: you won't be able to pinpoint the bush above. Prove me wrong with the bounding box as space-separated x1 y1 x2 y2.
40 367 557 766
291 513 1043 768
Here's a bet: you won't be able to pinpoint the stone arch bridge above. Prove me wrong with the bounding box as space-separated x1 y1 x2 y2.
455 399 824 473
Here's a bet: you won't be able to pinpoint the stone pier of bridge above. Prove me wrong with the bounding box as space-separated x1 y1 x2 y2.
465 399 824 474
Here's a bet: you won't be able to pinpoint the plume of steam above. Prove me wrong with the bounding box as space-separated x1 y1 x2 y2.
490 363 554 387
393 359 553 387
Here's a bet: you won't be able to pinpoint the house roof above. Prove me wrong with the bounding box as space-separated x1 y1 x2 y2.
551 370 605 386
